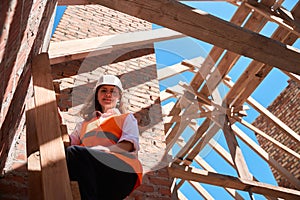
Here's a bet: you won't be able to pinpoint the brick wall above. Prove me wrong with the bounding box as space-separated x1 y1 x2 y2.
252 79 300 189
0 0 57 199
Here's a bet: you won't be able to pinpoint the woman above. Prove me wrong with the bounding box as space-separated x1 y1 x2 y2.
66 75 143 200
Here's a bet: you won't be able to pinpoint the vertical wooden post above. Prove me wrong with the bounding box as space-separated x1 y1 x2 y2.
31 53 73 200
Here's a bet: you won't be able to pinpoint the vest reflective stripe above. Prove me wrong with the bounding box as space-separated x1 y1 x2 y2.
80 131 119 147
80 114 143 190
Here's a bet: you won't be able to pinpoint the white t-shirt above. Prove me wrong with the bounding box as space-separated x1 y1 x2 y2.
69 113 140 151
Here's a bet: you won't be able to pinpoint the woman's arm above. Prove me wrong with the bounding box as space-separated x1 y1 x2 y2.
90 141 134 153
69 122 82 145
118 113 140 151
108 141 134 152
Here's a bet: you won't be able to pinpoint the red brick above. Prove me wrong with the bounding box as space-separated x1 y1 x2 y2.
253 80 299 188
136 184 155 192
149 176 172 187
159 187 172 196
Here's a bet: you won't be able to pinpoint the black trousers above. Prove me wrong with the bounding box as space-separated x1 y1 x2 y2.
66 146 137 200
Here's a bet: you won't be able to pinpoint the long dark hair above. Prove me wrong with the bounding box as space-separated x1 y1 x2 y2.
94 86 103 113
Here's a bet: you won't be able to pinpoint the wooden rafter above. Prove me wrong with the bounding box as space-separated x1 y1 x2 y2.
224 0 300 108
236 118 300 160
177 138 245 200
242 0 300 37
224 79 300 143
221 116 253 180
87 0 300 75
198 4 270 96
232 124 300 189
225 29 298 109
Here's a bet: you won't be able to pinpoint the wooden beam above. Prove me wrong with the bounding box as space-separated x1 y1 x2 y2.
188 181 214 200
179 133 279 200
177 138 245 200
168 163 300 199
224 1 300 108
225 30 297 108
31 53 73 200
248 96 300 142
175 118 212 161
157 63 192 81
190 2 251 92
244 1 300 37
49 28 184 64
157 57 203 81
165 102 198 152
42 3 57 52
89 0 300 75
236 117 300 160
26 98 43 200
283 71 300 85
58 0 89 5
216 116 252 180
209 138 234 167
224 79 300 143
184 123 220 162
200 9 268 97
207 139 279 199
232 124 300 189
160 90 175 102
225 61 271 108
57 0 238 6
177 190 188 200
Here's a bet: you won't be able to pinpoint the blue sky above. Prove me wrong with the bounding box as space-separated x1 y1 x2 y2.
53 1 298 199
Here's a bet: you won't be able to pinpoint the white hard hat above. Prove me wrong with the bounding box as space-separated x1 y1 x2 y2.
95 75 123 92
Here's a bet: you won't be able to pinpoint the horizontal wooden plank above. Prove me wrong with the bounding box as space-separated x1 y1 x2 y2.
160 90 174 102
58 0 88 5
49 28 184 64
169 163 300 199
58 0 232 6
157 63 191 80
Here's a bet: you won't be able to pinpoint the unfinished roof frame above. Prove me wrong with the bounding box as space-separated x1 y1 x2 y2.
38 0 299 199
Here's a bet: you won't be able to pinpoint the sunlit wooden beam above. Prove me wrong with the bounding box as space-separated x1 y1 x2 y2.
169 163 300 199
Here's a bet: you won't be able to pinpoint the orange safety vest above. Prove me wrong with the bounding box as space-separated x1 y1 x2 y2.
79 113 143 190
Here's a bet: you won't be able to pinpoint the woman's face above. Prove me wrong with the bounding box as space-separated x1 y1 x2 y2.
97 85 121 112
